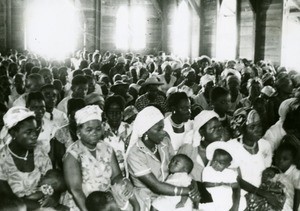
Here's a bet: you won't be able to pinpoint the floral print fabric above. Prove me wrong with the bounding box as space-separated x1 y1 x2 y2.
61 140 113 211
0 145 52 197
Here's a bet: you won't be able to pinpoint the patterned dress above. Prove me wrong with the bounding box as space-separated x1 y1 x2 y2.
61 140 113 211
0 145 52 197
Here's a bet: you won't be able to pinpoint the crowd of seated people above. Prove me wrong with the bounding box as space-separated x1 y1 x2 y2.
0 49 300 211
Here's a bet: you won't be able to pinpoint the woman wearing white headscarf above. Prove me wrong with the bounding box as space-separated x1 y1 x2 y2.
178 110 223 182
62 105 134 211
126 106 199 210
0 106 52 210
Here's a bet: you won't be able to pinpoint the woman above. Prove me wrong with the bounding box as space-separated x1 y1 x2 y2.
227 108 274 210
126 106 200 210
178 110 223 182
62 105 132 211
103 95 132 175
164 92 193 153
0 107 53 210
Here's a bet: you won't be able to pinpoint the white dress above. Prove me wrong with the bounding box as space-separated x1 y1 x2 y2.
164 115 193 153
152 172 193 211
227 138 272 211
201 166 238 211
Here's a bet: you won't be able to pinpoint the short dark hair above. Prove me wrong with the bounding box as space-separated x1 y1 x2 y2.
71 75 88 86
210 87 229 103
275 141 298 164
213 149 232 163
104 95 126 113
167 92 189 111
26 91 45 107
174 154 194 174
67 98 85 116
86 191 111 211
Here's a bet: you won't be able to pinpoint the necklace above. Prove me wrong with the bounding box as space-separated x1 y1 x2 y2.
8 146 29 161
151 145 158 154
170 117 184 129
243 141 257 150
87 146 97 152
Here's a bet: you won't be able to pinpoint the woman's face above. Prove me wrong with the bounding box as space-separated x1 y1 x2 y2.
174 99 191 122
200 118 223 143
245 121 263 141
78 120 103 147
274 150 294 172
146 120 165 145
106 103 122 129
11 118 38 150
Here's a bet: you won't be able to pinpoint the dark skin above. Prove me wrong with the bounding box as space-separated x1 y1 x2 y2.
198 118 223 166
0 118 58 210
170 98 191 133
137 120 200 201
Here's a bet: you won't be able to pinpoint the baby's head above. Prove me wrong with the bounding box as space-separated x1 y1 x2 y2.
169 154 194 174
274 142 297 172
211 149 232 172
261 167 281 183
86 191 120 211
39 169 66 194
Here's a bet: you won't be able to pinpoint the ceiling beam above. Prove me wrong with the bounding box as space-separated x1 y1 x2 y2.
185 0 201 18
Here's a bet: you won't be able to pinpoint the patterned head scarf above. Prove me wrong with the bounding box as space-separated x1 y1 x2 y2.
75 105 103 125
230 108 261 138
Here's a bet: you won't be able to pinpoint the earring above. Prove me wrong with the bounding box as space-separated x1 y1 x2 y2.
201 136 205 142
143 134 149 141
173 111 176 114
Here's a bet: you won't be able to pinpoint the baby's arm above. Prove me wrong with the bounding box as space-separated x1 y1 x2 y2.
175 195 189 208
24 191 44 200
129 194 140 211
203 182 224 187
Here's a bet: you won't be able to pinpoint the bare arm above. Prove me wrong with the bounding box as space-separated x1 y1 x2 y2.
230 186 240 211
138 173 192 196
294 189 300 211
63 154 88 211
110 150 123 185
0 180 40 210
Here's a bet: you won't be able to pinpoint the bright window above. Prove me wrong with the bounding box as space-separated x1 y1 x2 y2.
25 0 79 60
216 0 237 60
172 1 191 57
281 7 300 70
115 6 146 51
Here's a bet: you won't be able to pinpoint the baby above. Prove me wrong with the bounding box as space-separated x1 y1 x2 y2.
26 169 68 211
86 191 121 211
151 154 194 211
86 190 140 211
201 147 239 211
245 167 287 211
274 142 300 211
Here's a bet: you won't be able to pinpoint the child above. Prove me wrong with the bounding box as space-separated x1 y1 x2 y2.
86 191 121 211
151 154 194 211
86 190 140 211
244 167 290 211
201 142 239 211
26 169 68 211
274 142 300 211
